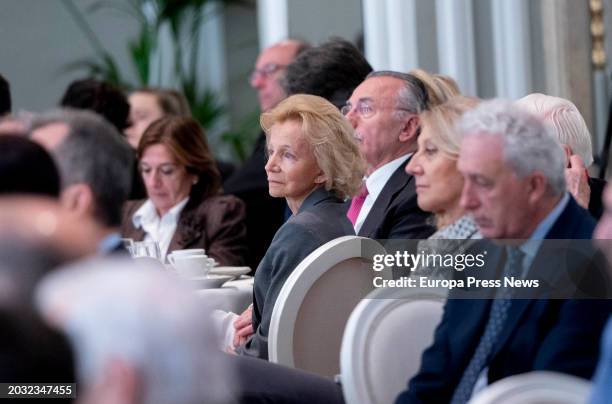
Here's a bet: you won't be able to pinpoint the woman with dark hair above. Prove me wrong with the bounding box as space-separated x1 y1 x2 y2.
125 87 235 181
120 116 247 265
124 88 190 149
0 134 60 197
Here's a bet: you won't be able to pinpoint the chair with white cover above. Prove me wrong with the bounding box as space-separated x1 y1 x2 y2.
268 236 388 379
340 286 447 404
468 371 592 404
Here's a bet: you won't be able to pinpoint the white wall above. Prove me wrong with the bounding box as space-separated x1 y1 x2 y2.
288 0 362 46
0 0 138 113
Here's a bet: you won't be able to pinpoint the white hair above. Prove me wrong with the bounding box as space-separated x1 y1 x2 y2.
35 258 232 404
515 93 594 166
459 99 566 195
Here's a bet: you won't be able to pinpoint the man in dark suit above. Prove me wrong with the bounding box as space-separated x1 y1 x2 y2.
398 100 612 403
342 71 435 240
30 109 133 256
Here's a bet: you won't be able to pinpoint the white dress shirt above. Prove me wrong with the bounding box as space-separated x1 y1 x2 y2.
354 154 412 234
132 197 189 260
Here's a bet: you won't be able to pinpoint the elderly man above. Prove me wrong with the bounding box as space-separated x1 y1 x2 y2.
398 100 611 404
36 258 232 404
516 93 606 219
30 110 133 254
224 39 310 270
342 71 434 239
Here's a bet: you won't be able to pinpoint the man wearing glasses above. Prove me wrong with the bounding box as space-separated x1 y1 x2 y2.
224 40 310 270
343 71 434 240
250 40 309 112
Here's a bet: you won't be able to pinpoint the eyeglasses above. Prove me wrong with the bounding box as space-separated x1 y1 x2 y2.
341 100 376 119
249 63 286 83
341 100 414 120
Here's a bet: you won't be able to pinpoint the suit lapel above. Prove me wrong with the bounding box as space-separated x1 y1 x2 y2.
358 159 413 237
491 247 575 354
490 198 593 359
130 226 146 242
168 207 202 251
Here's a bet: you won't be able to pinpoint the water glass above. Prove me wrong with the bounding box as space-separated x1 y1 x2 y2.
132 240 162 261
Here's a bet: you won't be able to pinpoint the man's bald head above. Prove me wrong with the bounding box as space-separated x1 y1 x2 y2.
250 40 310 112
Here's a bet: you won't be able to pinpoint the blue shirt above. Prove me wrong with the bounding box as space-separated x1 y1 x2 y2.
97 232 123 255
590 317 612 403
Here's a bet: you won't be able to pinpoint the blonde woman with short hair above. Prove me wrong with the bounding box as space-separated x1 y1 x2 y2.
230 94 365 359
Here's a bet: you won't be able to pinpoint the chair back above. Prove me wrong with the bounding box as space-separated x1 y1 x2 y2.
268 236 387 378
469 371 592 404
340 286 447 404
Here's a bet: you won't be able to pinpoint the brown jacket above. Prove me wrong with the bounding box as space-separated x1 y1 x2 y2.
121 195 248 266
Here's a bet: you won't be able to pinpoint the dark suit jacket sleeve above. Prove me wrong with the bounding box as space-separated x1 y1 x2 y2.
532 299 611 378
387 193 435 240
236 222 321 360
203 196 248 267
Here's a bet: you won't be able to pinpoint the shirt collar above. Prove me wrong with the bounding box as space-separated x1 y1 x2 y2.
528 192 569 241
132 197 190 229
365 154 412 200
97 232 123 254
519 192 570 259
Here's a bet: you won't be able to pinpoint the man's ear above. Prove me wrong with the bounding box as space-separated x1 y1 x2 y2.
561 144 573 167
398 115 420 143
526 172 548 204
60 183 94 218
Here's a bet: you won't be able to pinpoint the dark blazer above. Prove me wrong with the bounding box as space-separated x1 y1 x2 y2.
588 176 607 220
357 158 435 240
236 187 355 360
224 132 287 270
121 194 248 266
397 197 612 404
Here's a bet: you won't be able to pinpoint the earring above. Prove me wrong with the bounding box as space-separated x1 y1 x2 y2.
193 179 198 185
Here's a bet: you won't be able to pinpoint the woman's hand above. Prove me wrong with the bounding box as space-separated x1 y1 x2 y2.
232 304 254 348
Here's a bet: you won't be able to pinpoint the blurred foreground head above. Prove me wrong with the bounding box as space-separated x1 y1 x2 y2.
0 197 97 305
0 135 60 197
36 258 233 404
60 78 130 132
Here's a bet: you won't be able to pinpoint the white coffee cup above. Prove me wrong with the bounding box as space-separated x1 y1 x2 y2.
167 249 206 265
171 254 211 278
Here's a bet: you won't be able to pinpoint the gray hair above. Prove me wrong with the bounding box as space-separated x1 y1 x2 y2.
30 109 133 227
366 71 430 118
35 258 233 404
515 93 594 166
459 99 566 195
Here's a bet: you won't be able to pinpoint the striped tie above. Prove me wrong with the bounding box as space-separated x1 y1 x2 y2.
450 246 525 404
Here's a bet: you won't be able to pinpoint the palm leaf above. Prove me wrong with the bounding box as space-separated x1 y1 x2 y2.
128 27 156 86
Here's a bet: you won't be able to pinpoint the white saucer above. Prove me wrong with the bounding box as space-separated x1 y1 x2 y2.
209 266 251 278
187 274 232 289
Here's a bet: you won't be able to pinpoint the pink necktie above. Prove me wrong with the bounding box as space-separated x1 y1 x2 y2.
347 184 369 225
